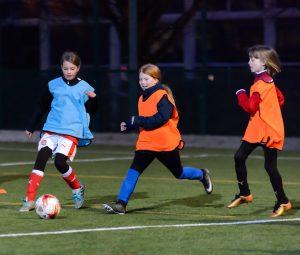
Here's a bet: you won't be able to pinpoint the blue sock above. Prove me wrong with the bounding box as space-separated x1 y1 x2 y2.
117 168 140 205
179 167 203 180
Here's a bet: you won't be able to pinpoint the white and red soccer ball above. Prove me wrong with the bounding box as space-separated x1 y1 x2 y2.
35 194 61 219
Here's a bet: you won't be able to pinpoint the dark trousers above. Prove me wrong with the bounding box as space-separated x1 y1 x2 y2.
234 141 288 203
130 150 183 178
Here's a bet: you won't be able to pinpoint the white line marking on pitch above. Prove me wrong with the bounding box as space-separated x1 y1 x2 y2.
1 218 299 238
2 153 300 167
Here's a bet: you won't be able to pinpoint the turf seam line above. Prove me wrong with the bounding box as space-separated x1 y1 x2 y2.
1 218 300 238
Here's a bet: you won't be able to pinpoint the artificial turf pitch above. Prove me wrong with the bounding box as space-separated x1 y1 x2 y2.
0 142 299 255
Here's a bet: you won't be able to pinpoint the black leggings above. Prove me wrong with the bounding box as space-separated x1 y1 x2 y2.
234 141 288 203
130 150 183 178
33 147 69 174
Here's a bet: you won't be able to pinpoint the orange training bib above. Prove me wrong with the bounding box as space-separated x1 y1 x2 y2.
136 90 182 151
242 80 284 150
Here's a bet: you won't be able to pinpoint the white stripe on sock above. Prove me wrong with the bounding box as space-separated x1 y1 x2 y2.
62 167 73 178
32 169 44 177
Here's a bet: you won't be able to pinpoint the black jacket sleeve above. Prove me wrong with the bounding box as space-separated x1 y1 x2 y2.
134 95 173 130
85 96 98 115
26 86 53 133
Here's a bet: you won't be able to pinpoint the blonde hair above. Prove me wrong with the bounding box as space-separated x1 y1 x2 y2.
139 63 175 104
248 45 281 76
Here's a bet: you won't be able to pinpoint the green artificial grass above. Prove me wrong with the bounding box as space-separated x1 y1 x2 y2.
0 143 299 255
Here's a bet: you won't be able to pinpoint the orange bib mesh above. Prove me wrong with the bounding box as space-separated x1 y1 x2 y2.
242 80 284 150
136 89 182 151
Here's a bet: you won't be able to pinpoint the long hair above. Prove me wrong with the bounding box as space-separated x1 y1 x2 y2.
60 51 81 67
139 63 176 104
248 45 281 76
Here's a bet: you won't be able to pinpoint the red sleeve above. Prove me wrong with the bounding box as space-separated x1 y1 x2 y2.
237 92 260 114
275 86 285 107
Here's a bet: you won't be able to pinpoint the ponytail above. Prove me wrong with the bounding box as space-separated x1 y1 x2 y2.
162 84 176 106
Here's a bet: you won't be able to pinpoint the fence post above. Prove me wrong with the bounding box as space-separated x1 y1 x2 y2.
199 0 208 134
128 0 138 115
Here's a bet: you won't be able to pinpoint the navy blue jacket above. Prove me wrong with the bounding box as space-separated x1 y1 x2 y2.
126 83 174 131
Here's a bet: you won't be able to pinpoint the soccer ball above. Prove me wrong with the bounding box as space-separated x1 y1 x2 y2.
35 194 61 219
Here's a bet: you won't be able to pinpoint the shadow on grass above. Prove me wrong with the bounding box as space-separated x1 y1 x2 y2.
18 214 68 220
68 193 222 215
88 192 149 205
0 174 28 185
128 193 222 213
63 192 150 211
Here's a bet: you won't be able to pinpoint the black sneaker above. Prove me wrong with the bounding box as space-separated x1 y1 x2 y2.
201 169 213 194
103 202 126 214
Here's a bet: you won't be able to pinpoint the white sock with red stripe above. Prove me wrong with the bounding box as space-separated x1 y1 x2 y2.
26 169 44 202
62 167 81 190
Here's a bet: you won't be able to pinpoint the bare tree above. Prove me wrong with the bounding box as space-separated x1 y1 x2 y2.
19 0 202 64
101 0 202 63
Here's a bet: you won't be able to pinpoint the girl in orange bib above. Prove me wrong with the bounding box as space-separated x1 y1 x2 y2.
103 64 213 214
227 45 291 217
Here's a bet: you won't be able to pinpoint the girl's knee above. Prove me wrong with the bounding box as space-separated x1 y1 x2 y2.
54 157 68 173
